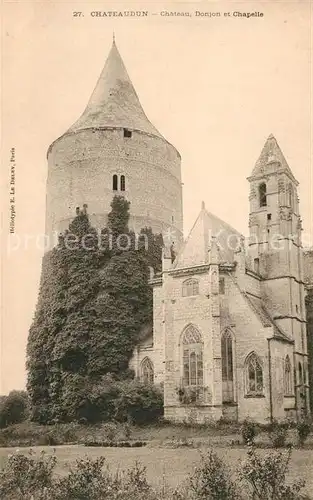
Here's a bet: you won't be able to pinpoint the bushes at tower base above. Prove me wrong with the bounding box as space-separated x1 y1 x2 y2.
53 374 164 425
0 391 30 429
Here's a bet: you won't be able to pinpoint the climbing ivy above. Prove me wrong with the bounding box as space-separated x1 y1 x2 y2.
27 197 163 423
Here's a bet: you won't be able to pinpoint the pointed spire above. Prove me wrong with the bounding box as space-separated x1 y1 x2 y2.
66 41 163 137
249 134 297 182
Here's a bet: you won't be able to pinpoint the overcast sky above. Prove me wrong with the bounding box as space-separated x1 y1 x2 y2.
1 1 312 393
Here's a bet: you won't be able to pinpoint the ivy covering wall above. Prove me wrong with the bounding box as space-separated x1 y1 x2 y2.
27 197 163 423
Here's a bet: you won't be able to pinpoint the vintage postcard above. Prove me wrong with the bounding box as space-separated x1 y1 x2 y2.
1 0 313 497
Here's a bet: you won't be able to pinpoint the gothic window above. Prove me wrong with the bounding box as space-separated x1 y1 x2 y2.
219 277 225 295
141 357 154 384
120 175 125 191
182 325 203 387
113 174 118 191
221 329 234 402
259 182 267 207
182 278 199 297
284 355 292 395
245 352 263 396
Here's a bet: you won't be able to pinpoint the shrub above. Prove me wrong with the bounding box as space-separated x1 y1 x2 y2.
267 419 288 448
240 419 258 445
0 449 56 499
111 380 164 425
0 391 29 429
122 422 132 440
102 422 118 442
239 443 309 499
296 419 311 447
188 449 241 499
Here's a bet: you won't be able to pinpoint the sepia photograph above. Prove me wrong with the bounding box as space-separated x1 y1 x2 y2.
1 0 313 498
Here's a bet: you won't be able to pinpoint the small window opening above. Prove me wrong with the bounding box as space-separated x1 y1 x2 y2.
112 174 118 191
254 258 260 274
123 128 132 138
120 175 125 191
219 277 225 295
259 183 267 207
267 214 272 221
172 215 174 223
296 305 299 314
288 183 294 209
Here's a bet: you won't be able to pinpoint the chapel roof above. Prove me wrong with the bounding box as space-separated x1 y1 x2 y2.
172 203 243 269
66 40 163 138
249 134 298 183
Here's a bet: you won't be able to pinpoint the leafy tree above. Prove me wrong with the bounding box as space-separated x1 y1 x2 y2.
0 391 30 428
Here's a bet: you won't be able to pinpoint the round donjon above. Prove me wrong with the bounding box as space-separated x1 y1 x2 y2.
45 40 183 245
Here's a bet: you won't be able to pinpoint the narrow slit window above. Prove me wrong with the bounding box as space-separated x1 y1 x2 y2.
219 277 225 295
120 175 125 191
259 183 267 207
112 174 118 191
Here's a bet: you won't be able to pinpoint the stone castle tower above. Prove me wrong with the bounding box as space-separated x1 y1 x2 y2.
45 40 183 245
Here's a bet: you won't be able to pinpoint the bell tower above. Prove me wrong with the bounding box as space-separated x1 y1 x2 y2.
247 135 308 406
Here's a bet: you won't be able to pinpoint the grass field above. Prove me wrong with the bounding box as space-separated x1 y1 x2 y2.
0 444 312 494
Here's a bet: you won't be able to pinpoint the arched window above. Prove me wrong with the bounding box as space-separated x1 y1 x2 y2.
245 352 263 396
112 174 118 191
182 278 199 297
259 183 267 207
141 357 154 384
221 330 234 402
284 355 292 395
120 175 125 191
182 325 203 387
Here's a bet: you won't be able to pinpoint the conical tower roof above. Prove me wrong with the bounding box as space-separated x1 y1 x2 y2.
249 134 297 183
66 40 163 138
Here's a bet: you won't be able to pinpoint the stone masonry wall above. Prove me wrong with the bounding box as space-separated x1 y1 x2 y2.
45 128 183 247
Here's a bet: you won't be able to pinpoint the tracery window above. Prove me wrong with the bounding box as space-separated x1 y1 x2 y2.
245 352 263 396
141 357 154 384
259 182 267 207
284 355 293 395
221 329 234 402
182 325 203 387
182 278 199 297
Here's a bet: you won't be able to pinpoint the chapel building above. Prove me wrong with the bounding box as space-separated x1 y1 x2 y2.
131 135 311 424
